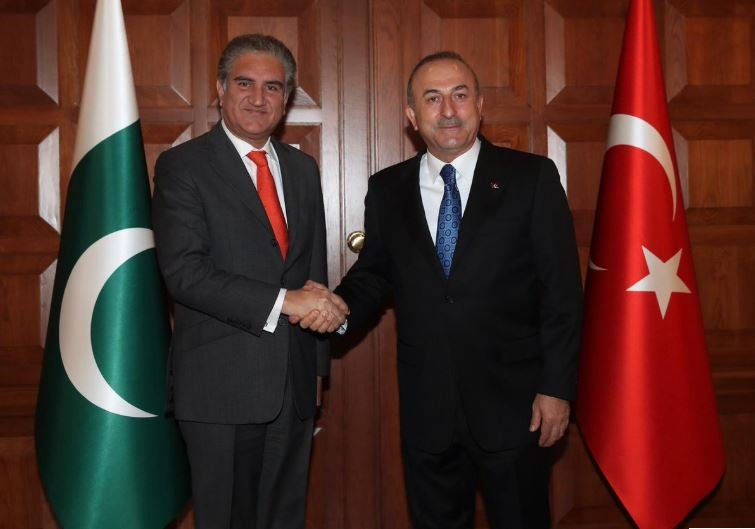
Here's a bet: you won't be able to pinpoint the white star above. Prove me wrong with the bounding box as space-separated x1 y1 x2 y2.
626 246 691 319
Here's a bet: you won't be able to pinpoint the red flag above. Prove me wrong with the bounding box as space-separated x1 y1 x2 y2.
576 1 725 528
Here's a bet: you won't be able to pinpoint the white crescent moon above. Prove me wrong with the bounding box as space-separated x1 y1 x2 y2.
606 113 677 220
59 227 157 418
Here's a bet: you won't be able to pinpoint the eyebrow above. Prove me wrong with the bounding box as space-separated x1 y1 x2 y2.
422 84 469 97
233 76 284 88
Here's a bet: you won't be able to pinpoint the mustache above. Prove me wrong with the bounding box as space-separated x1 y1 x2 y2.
437 117 462 127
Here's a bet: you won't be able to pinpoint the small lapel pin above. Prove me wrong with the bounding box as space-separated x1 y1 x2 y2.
489 182 501 190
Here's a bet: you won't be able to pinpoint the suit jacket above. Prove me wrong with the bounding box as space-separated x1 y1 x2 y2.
335 137 583 453
152 123 329 424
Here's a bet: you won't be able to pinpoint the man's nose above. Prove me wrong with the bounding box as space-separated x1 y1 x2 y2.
439 97 454 117
249 85 265 105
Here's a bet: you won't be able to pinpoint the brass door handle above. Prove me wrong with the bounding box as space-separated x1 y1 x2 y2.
347 231 365 253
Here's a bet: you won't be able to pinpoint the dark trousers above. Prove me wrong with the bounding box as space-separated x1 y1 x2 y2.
179 382 313 529
402 406 551 529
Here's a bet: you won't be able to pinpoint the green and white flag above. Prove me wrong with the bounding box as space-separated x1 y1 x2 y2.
35 1 189 527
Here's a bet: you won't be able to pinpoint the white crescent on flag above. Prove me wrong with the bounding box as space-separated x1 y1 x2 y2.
59 228 157 418
589 112 679 272
606 113 677 220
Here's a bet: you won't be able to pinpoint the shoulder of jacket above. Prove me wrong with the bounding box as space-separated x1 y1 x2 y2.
482 140 551 167
273 139 317 165
157 130 213 163
369 155 419 188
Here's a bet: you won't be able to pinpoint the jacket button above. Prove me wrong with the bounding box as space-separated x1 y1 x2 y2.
271 239 278 247
445 295 454 304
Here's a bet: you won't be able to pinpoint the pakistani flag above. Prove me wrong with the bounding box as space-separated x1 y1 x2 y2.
35 1 189 527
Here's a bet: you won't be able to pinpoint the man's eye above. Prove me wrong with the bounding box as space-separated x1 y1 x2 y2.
237 81 251 88
426 96 440 104
455 92 467 100
267 84 281 92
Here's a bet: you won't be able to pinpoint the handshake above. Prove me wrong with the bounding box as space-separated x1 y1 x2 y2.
282 280 349 333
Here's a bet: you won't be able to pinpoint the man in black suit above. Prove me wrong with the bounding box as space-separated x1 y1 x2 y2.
300 52 583 528
152 34 347 529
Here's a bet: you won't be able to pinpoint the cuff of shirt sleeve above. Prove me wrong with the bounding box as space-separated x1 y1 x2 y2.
263 288 287 333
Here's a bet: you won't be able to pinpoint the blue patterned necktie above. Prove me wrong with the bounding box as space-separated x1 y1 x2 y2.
436 164 461 277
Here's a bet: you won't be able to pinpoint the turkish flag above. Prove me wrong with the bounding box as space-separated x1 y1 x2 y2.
576 1 725 528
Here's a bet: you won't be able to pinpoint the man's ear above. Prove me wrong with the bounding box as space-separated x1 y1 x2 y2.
216 80 225 106
405 105 418 131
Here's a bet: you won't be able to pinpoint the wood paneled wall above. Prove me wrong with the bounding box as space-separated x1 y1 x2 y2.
0 0 753 528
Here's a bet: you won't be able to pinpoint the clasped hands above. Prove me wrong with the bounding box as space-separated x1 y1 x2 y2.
282 280 348 333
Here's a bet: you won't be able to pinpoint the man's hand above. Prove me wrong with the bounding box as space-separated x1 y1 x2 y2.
529 393 570 447
283 281 349 333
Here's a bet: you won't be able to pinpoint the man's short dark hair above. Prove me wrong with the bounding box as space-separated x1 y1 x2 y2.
406 51 481 108
217 34 297 98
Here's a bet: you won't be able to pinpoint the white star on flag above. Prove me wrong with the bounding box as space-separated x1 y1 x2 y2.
627 246 691 318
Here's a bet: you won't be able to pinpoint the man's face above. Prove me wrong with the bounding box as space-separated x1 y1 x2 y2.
217 52 288 148
405 59 483 162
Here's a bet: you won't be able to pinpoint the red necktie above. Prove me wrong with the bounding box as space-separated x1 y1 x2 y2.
247 150 288 259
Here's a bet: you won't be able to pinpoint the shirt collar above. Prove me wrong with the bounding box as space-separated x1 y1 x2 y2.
425 138 481 185
221 119 279 166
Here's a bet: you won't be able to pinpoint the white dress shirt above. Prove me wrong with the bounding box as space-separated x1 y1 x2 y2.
221 120 287 332
419 138 481 242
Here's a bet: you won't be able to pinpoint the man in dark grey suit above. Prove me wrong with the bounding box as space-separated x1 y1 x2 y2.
298 52 583 528
152 34 347 529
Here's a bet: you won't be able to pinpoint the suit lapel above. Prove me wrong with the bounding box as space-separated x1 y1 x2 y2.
273 138 301 266
454 139 507 263
207 123 273 233
398 154 447 279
